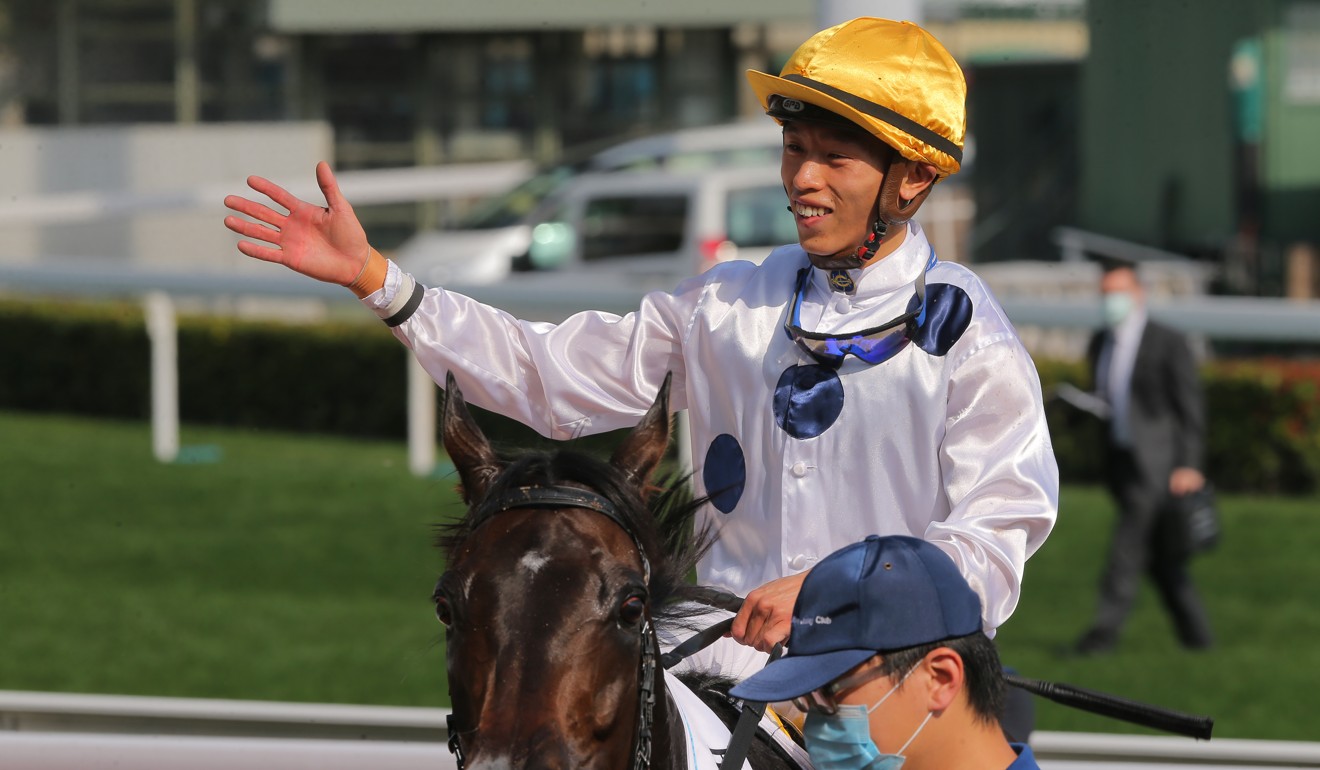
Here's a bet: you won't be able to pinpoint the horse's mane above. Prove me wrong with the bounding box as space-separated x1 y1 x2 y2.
436 446 717 623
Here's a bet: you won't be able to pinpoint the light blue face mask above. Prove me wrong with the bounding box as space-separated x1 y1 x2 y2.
1102 291 1135 328
802 667 933 770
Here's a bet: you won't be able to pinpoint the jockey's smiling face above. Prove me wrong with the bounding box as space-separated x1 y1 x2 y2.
780 120 890 264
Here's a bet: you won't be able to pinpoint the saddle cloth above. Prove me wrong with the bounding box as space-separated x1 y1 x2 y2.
663 668 813 770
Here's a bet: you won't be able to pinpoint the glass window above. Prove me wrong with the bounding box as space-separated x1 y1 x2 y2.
459 165 577 229
580 195 688 261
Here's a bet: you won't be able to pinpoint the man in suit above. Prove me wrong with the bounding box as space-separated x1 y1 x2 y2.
1073 262 1214 654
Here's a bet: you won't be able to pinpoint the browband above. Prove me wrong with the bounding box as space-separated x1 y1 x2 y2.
473 485 652 582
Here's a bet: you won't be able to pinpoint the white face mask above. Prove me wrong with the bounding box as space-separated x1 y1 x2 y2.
1102 291 1135 327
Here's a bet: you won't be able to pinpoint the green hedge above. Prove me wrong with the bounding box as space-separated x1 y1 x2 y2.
3 299 1317 493
1203 359 1320 493
0 299 407 437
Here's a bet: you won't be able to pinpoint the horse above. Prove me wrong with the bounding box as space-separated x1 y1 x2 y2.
432 371 804 770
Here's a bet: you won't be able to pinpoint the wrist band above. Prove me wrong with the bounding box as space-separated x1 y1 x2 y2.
384 281 426 328
348 248 388 298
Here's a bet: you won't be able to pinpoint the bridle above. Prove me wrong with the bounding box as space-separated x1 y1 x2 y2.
445 484 661 770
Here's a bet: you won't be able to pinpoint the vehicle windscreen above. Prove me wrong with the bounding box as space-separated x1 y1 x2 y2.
580 195 689 261
725 185 798 247
458 165 577 229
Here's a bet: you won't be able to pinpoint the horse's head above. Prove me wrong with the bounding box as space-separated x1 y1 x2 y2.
435 372 686 770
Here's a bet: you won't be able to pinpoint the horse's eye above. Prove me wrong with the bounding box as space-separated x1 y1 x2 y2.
435 596 454 627
619 595 646 626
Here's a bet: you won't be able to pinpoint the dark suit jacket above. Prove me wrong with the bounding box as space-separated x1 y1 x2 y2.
1087 320 1205 485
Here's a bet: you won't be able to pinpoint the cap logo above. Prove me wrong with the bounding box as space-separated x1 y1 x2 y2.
781 98 805 113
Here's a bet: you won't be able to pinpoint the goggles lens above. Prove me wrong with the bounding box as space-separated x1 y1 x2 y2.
785 313 916 367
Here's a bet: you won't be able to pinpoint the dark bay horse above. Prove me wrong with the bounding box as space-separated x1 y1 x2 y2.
433 372 800 770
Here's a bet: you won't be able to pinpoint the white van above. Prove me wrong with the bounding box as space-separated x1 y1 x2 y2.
394 121 784 285
402 166 796 292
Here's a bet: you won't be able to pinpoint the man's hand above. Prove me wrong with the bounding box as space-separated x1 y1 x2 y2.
729 571 809 653
1170 467 1205 496
223 161 371 286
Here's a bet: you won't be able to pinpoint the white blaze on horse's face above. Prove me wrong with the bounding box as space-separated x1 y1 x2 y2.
519 551 550 574
437 373 678 770
442 511 647 770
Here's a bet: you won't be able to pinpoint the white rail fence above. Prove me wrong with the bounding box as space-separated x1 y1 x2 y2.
4 256 1320 475
3 689 1319 770
0 161 534 227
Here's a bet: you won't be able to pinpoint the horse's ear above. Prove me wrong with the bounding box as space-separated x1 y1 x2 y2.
441 371 502 504
610 372 673 490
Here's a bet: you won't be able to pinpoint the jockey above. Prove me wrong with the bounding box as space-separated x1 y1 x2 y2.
224 18 1058 680
730 535 1042 770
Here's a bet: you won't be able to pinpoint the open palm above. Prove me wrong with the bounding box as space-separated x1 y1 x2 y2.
223 161 370 286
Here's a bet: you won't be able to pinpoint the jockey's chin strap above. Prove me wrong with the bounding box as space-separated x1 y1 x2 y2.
447 484 658 770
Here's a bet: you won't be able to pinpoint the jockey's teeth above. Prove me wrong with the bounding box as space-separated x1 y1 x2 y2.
796 205 828 218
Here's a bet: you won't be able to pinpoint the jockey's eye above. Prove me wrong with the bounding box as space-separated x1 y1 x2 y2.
434 596 454 627
619 595 646 626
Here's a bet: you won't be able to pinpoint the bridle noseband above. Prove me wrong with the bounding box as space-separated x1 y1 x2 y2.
446 484 660 770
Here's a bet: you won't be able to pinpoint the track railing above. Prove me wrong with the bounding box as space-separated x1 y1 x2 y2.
3 689 1319 769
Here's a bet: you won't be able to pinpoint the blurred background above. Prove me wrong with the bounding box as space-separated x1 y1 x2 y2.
1 0 1319 767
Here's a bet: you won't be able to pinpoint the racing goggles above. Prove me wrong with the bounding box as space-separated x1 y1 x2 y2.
783 256 932 368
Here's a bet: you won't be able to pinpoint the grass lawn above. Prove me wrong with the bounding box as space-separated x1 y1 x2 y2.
0 410 457 706
1 410 1317 740
995 485 1320 742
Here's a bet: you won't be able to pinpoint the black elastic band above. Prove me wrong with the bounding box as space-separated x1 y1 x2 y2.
384 282 425 328
780 74 962 162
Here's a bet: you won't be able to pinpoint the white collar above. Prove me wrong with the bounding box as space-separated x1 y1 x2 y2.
808 221 931 299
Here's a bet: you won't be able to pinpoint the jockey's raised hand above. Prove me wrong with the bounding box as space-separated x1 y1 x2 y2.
223 161 381 294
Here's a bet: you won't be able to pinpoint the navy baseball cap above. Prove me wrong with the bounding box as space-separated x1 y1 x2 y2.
728 535 982 702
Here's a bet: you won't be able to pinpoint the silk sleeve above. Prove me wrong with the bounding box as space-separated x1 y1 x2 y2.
925 328 1060 633
363 260 705 439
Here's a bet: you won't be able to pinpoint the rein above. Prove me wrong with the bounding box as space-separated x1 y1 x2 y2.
447 484 659 770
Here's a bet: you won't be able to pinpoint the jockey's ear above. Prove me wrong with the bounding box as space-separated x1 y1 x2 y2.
441 371 502 504
610 372 673 492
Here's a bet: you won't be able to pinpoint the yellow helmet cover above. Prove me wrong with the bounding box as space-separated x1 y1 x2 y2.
746 17 967 177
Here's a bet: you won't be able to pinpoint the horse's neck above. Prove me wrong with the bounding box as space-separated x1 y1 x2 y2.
654 673 744 770
653 685 686 770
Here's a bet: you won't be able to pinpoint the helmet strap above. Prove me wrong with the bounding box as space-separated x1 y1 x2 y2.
853 202 887 263
804 156 938 270
854 157 935 263
878 157 936 229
